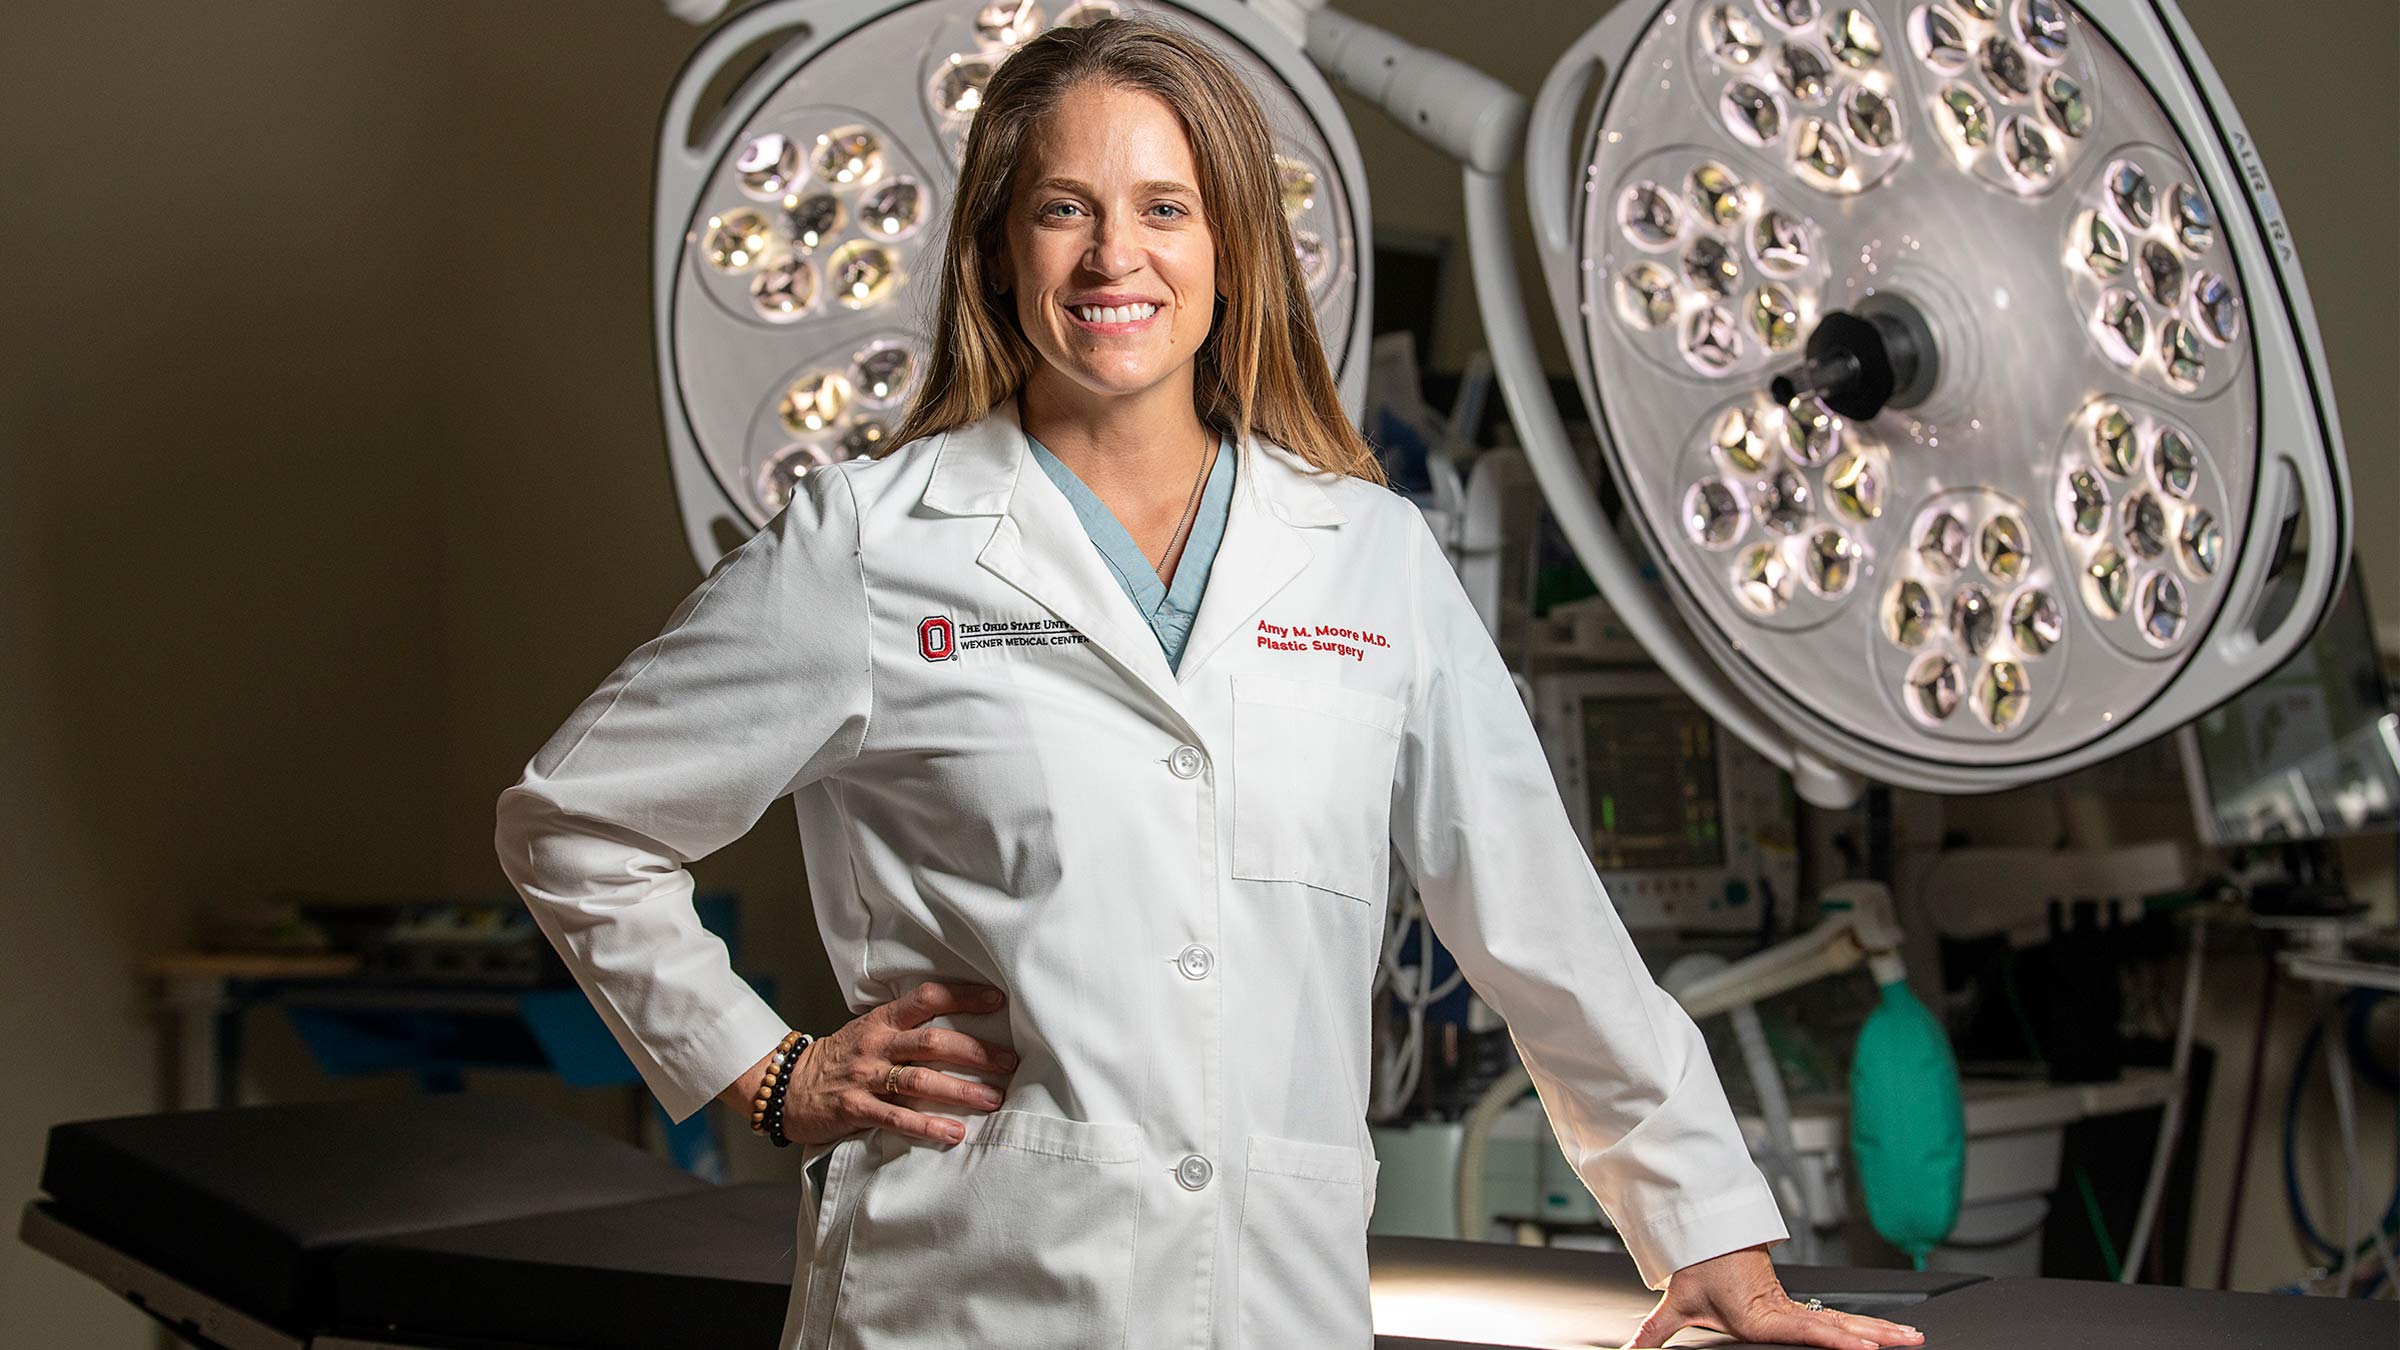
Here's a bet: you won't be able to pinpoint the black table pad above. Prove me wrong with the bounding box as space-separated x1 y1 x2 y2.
1901 1276 2394 1349
42 1095 2389 1348
334 1181 802 1350
37 1094 705 1330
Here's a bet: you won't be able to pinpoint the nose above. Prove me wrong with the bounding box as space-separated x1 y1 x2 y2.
1084 208 1140 278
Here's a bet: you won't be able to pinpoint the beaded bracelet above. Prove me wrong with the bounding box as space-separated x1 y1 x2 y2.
747 1031 800 1138
749 1031 811 1148
764 1037 804 1149
757 1032 808 1148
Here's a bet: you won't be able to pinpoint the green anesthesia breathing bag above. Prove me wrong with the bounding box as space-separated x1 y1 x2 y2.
1848 977 1965 1266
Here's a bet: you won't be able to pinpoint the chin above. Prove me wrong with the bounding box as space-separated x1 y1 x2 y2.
1057 359 1179 399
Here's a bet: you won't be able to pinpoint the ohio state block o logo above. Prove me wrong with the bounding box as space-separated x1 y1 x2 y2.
918 616 955 662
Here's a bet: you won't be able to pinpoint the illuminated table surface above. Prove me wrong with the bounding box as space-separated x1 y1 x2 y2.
1368 1235 2394 1348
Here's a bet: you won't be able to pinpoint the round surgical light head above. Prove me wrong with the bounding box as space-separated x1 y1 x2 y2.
1525 0 2351 796
654 0 1370 566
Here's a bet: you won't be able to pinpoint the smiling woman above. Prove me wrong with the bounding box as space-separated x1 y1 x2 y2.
500 12 1915 1350
883 14 1382 496
992 79 1227 575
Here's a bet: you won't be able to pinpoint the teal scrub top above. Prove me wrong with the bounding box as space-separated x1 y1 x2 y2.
1025 428 1236 673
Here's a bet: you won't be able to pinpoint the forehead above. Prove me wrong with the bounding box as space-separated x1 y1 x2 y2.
1014 83 1198 192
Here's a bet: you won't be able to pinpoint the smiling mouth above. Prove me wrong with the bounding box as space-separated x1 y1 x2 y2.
1064 301 1161 331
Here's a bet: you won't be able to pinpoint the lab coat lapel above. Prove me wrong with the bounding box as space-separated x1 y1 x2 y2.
1173 432 1345 683
923 400 1181 706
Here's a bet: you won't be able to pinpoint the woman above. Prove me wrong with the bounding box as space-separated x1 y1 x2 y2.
495 16 1921 1350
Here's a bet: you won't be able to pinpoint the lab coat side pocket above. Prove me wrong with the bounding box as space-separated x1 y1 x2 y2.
824 1111 1144 1350
1230 676 1406 903
1235 1134 1374 1350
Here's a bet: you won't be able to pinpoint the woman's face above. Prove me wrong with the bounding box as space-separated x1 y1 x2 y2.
996 82 1217 407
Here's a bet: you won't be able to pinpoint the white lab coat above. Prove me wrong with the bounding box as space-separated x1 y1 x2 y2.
494 397 1785 1349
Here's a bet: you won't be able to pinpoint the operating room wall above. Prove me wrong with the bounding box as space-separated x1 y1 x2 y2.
1 4 747 1343
0 3 2390 1344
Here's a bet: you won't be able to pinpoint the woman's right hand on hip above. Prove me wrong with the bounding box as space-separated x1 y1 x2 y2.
781 981 1018 1147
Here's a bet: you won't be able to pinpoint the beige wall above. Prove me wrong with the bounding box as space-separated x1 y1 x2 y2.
0 4 815 1342
3 2 2391 1344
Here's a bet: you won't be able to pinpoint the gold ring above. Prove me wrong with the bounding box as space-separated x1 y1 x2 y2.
883 1064 906 1096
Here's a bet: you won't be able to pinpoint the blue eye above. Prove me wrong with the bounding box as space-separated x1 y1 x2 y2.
1150 203 1187 219
1043 202 1082 219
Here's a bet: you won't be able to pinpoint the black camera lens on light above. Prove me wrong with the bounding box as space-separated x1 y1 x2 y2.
1770 293 1939 422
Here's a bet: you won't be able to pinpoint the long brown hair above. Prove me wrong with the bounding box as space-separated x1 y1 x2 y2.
880 14 1383 485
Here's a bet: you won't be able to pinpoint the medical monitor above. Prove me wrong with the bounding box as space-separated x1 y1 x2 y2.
1536 669 1795 933
2180 559 2399 846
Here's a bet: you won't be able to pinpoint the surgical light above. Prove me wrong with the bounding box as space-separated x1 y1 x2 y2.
654 0 1372 567
1505 0 2351 801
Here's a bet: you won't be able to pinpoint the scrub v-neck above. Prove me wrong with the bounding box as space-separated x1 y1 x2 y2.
1024 427 1236 674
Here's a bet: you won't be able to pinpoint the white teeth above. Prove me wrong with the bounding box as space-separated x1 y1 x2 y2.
1072 302 1156 323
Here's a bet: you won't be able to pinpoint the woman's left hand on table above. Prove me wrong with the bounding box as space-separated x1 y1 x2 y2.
1622 1245 1926 1349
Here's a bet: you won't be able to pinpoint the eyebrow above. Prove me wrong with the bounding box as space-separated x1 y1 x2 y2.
1029 176 1197 198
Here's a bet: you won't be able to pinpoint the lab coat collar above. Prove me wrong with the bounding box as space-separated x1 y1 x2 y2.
918 395 1347 527
919 396 1347 710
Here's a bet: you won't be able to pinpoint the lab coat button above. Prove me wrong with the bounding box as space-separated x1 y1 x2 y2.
1176 944 1214 980
1169 744 1205 779
1176 1154 1213 1190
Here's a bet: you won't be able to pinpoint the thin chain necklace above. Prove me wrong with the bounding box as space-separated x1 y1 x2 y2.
1153 421 1213 579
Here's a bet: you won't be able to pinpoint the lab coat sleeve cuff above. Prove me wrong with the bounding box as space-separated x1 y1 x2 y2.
654 992 794 1126
1614 1176 1791 1291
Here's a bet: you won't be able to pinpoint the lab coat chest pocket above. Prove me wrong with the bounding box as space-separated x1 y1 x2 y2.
823 1111 1143 1350
1230 676 1406 903
1235 1135 1374 1350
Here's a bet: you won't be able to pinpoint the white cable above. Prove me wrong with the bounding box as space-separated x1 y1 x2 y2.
2325 993 2400 1297
1730 1001 1814 1264
1375 944 1428 1118
2120 913 2205 1283
1373 874 1443 1119
2330 997 2357 1298
1371 862 1477 1123
1456 1064 1532 1240
1372 868 1413 1114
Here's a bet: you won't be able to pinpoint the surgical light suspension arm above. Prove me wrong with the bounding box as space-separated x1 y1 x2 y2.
1275 2 1862 808
1669 881 1907 1020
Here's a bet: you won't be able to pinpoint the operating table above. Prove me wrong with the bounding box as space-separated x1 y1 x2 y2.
20 1094 2392 1348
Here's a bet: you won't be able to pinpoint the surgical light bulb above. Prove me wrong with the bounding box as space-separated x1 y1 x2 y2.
778 193 842 252
1830 8 1883 67
705 210 775 271
859 179 924 239
813 126 883 186
736 134 804 198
